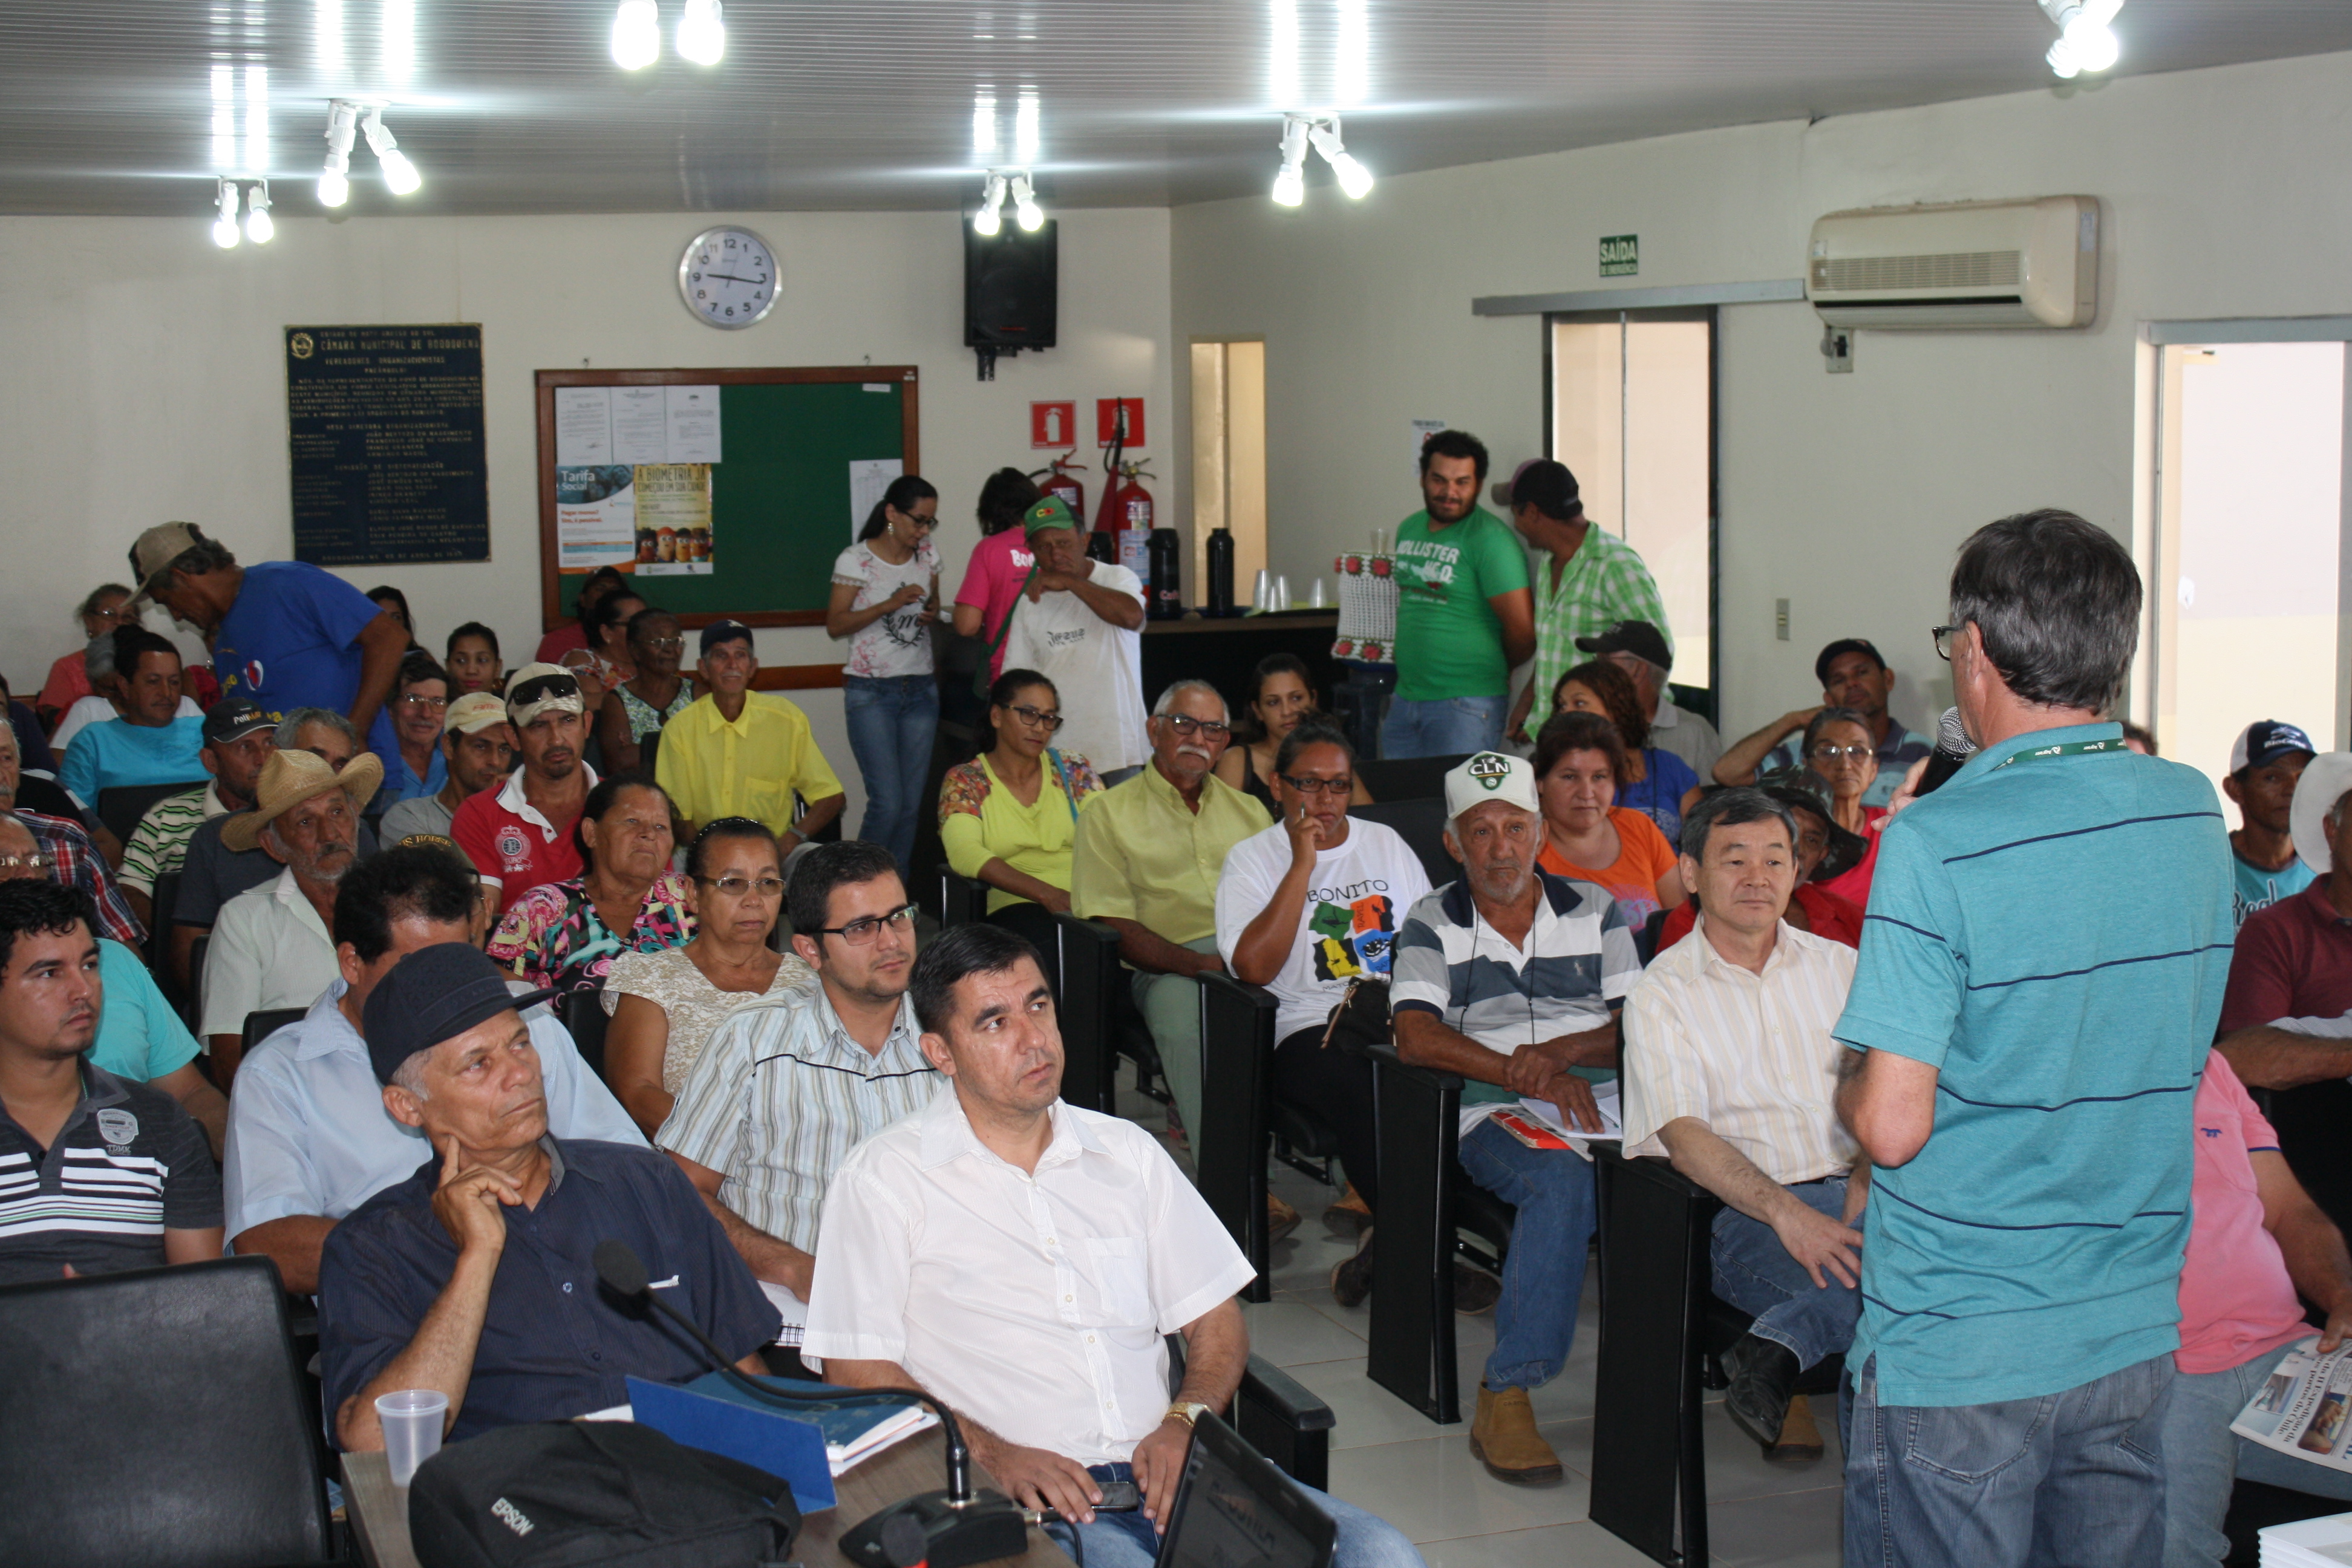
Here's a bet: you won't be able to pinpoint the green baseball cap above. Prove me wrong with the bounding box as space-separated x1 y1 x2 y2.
1024 495 1079 534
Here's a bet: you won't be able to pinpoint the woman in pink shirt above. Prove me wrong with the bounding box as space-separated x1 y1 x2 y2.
950 467 1042 681
2161 1050 2352 1566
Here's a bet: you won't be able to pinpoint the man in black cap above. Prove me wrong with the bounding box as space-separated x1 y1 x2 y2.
1573 619 1723 781
117 696 276 932
1504 461 1671 752
319 942 777 1451
1713 637 1930 808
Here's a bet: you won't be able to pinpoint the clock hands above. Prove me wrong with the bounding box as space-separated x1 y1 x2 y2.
701 271 766 285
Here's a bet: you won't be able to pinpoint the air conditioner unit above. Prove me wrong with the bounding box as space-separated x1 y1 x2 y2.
1807 197 2099 328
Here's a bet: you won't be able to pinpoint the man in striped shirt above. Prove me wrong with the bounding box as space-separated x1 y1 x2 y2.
1622 787 1862 1464
116 696 276 931
0 880 221 1284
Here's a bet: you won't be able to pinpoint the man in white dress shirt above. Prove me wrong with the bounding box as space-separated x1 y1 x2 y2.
805 923 1425 1568
1622 786 1864 1463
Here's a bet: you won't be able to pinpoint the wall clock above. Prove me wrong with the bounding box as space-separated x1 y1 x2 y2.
678 226 779 328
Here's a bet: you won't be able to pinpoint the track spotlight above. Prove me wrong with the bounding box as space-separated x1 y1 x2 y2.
1010 174 1044 232
244 180 275 243
973 173 1008 237
678 0 725 65
612 0 661 69
212 178 242 248
1308 118 1374 199
2040 0 2123 78
319 98 358 206
1272 116 1308 206
362 108 422 195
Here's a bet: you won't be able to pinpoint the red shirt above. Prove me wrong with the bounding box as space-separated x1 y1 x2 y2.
450 766 597 915
2220 875 2352 1032
1655 883 1864 955
534 624 590 665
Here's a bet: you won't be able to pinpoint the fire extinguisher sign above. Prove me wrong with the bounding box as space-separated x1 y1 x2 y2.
1030 402 1076 449
1096 397 1146 448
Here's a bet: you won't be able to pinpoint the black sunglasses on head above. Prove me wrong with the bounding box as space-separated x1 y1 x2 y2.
508 672 581 706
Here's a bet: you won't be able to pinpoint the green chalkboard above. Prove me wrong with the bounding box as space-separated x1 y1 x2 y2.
536 365 921 630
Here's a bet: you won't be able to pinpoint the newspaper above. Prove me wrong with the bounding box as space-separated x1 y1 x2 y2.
2233 1336 2352 1474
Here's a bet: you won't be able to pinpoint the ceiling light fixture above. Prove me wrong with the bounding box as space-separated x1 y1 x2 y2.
212 178 243 248
1308 117 1374 198
244 180 275 243
1336 0 1369 108
362 106 422 195
678 0 725 65
1272 116 1308 206
2040 0 2123 79
318 0 344 71
1272 114 1373 204
611 0 661 69
1010 174 1044 232
318 98 358 206
973 172 1009 237
1270 0 1299 111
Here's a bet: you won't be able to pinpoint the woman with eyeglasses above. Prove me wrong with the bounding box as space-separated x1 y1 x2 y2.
1792 705 1886 907
443 621 505 697
829 474 942 874
378 651 451 805
937 667 1103 956
486 770 693 994
596 607 694 775
1551 658 1702 846
1531 711 1687 929
1215 653 1373 815
601 817 814 1138
36 584 136 733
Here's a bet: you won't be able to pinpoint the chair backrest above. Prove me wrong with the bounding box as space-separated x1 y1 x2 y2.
938 866 989 930
146 871 182 970
1049 913 1122 1114
0 1255 333 1568
1350 798 1459 892
96 779 206 847
795 791 843 844
637 725 662 778
1635 906 1670 966
243 1007 308 1056
561 986 612 1080
1353 752 1471 805
1195 973 1280 1274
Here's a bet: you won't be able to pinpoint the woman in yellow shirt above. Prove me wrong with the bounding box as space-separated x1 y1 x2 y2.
936 668 1103 954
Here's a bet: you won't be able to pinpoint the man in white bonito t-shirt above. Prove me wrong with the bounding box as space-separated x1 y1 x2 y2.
999 495 1148 779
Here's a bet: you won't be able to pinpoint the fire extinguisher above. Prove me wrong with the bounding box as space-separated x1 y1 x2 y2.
1107 462 1155 580
1031 451 1086 521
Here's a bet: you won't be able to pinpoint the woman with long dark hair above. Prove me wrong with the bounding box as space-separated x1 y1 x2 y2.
949 467 1044 684
1215 653 1372 813
827 473 941 872
937 667 1103 956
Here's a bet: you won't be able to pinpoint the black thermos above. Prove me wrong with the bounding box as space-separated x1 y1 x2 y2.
1206 528 1236 616
1085 529 1116 566
1147 529 1182 618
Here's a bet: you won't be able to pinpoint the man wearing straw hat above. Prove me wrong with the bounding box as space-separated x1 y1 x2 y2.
199 745 382 1083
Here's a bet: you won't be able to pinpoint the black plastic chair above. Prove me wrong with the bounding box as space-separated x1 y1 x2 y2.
186 933 209 1033
939 866 990 929
0 1255 335 1567
96 778 206 847
242 1007 307 1062
1195 972 1345 1307
1166 1334 1338 1492
1048 913 1123 1115
561 987 612 1082
1354 753 1471 804
1637 906 1670 965
145 869 183 993
1351 797 1459 890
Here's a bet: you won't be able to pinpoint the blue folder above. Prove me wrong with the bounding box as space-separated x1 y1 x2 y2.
624 1375 839 1512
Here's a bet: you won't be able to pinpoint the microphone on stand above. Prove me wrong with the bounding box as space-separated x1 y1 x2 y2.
593 1240 1027 1568
1913 706 1978 797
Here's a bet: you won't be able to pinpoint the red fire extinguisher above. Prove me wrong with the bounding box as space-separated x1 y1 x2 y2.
1106 461 1156 579
1031 451 1086 521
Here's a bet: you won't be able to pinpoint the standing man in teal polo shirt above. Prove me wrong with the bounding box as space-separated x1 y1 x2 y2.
1834 510 2234 1568
1382 431 1534 759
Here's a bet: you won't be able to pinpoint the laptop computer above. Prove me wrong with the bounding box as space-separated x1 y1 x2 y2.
1153 1412 1336 1568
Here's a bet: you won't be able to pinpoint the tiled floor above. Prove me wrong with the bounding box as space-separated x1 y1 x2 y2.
1131 1086 1843 1566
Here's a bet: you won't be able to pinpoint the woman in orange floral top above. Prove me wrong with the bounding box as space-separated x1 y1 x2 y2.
488 771 693 993
937 668 1102 956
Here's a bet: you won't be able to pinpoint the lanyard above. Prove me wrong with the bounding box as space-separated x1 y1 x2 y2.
1988 736 2127 771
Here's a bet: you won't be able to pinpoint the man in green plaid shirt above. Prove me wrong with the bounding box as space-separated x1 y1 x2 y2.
1503 461 1670 743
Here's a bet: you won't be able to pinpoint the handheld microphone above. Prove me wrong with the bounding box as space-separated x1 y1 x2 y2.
1914 706 1977 797
593 1240 1025 1568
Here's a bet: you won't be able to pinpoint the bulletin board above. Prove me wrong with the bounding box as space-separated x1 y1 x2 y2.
534 365 921 630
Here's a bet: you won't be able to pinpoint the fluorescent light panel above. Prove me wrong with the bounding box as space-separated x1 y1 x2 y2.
211 63 236 169
244 64 269 172
318 0 344 70
384 0 415 85
973 92 998 159
1013 88 1039 162
1270 0 1298 109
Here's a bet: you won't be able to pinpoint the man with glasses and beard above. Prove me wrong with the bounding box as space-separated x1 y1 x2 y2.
1071 680 1270 1154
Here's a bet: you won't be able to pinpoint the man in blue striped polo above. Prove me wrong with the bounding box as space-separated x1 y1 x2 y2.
1834 510 2234 1568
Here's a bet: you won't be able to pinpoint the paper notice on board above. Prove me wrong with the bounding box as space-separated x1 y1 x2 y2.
632 464 714 575
665 385 722 463
611 386 670 466
848 459 903 540
554 465 636 573
1409 418 1448 478
554 388 613 467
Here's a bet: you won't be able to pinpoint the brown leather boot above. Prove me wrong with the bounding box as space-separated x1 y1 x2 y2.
1765 1391 1825 1465
1469 1382 1563 1486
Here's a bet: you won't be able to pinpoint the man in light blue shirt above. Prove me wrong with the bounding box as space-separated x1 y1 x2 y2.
1834 512 2235 1568
58 626 204 810
223 841 639 1294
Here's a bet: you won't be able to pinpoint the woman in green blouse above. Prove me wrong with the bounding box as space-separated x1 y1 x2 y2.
936 667 1102 955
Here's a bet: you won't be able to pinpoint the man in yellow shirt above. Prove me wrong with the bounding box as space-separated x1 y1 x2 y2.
1071 679 1270 1149
656 621 845 857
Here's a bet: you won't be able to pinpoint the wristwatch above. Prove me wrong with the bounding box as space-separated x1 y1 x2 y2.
1166 1400 1213 1429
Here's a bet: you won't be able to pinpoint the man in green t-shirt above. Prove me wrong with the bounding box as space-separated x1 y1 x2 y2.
1382 430 1535 759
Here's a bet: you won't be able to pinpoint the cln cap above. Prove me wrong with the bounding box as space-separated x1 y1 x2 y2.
1444 751 1540 821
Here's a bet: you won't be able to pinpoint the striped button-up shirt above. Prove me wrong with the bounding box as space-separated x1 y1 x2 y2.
657 975 941 1252
1621 915 1859 1183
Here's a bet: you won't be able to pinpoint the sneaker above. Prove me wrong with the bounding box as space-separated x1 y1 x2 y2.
1452 1263 1501 1315
1330 1229 1375 1308
1268 1194 1301 1246
1469 1382 1563 1486
1721 1333 1802 1451
1322 1182 1373 1235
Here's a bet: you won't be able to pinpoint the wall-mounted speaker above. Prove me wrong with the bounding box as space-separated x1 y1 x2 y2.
965 220 1056 378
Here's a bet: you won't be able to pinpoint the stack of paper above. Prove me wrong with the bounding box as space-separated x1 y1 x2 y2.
1515 1079 1624 1143
826 1403 938 1476
2259 1511 2352 1568
759 1279 808 1348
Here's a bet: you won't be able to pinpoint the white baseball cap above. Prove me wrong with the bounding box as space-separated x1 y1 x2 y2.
1444 751 1540 821
2289 751 2352 875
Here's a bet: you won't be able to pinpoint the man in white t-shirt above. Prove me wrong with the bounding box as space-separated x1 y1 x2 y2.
999 496 1148 779
1216 720 1429 1251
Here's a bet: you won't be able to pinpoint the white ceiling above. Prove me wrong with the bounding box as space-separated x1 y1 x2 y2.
5 1 2349 220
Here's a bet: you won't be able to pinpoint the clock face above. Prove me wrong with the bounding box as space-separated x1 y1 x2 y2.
678 226 779 328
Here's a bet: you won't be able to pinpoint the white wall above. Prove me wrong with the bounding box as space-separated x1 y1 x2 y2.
1169 50 2352 756
0 204 1174 829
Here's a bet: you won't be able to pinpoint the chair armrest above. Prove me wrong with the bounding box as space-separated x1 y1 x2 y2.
1362 1036 1462 1094
1240 1354 1335 1434
1196 969 1280 1018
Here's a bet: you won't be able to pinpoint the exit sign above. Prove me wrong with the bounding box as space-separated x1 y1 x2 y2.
1600 234 1639 277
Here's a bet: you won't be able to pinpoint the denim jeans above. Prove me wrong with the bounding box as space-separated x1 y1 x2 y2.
1380 694 1507 760
1710 1177 1862 1371
1841 1351 2172 1568
2159 1341 2352 1568
1044 1462 1427 1568
840 673 938 874
1456 1117 1596 1391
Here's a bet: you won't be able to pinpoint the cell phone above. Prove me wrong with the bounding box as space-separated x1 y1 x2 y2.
1094 1479 1142 1512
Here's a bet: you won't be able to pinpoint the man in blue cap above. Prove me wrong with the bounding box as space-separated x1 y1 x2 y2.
2224 719 2318 928
318 942 777 1452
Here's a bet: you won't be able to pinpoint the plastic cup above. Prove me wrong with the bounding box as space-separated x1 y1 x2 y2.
377 1388 449 1486
1249 568 1272 612
1309 578 1327 609
1273 575 1291 612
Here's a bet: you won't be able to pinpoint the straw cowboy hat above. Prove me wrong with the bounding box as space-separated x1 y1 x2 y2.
221 746 385 854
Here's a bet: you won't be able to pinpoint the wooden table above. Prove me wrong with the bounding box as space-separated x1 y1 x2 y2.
344 1428 1067 1568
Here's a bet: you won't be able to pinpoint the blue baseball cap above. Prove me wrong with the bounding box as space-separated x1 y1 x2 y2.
2231 720 2316 776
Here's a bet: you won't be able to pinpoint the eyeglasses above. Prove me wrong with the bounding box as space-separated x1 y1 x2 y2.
1161 715 1232 742
699 874 784 897
0 853 53 872
641 637 686 653
86 606 130 626
894 512 938 533
1004 704 1064 732
397 693 448 710
1809 745 1872 762
815 903 919 945
1280 774 1354 796
1932 625 1957 661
